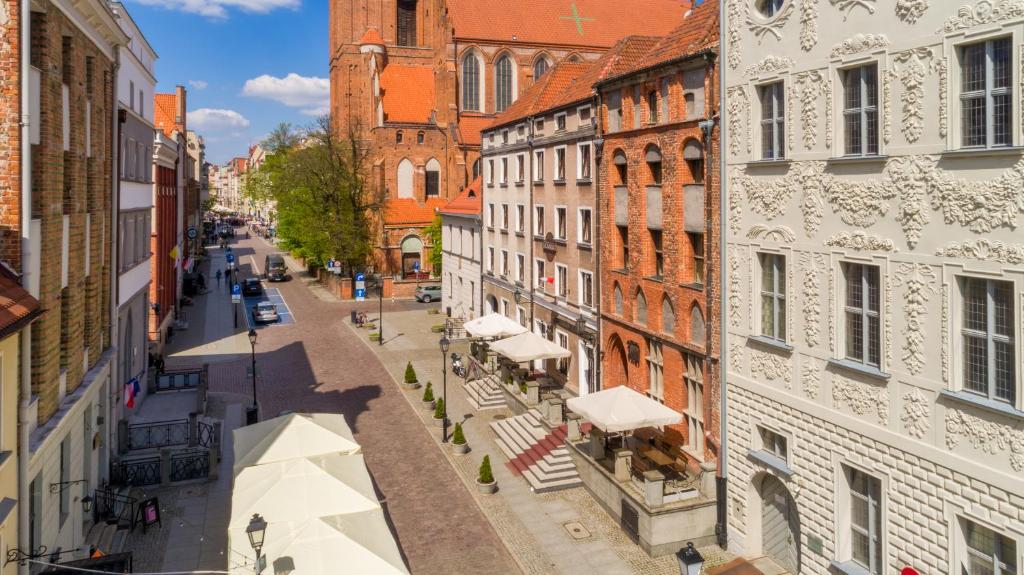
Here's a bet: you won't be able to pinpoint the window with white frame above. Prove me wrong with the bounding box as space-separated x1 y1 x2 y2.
487 247 494 273
501 157 509 184
577 142 592 180
960 277 1015 404
517 253 525 283
555 112 567 131
557 331 570 375
517 306 527 327
534 150 545 181
555 147 566 181
516 153 525 183
536 259 546 289
843 64 879 156
578 106 591 123
487 159 494 185
535 205 545 236
501 204 509 230
844 466 883 575
960 37 1012 149
501 250 509 277
579 270 593 308
958 517 1017 575
759 81 785 160
758 425 787 462
578 208 592 244
502 298 510 317
555 264 568 297
535 118 545 133
516 205 525 233
647 340 664 401
556 207 567 240
488 203 495 227
684 354 704 453
502 129 509 144
844 263 881 368
759 253 787 342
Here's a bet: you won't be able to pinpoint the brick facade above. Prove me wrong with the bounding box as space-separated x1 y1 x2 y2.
0 0 21 269
150 162 177 343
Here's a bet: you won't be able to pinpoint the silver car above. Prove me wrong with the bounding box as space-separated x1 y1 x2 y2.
252 302 279 323
415 285 442 303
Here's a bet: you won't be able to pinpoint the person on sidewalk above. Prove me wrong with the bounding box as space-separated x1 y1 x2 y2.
215 269 222 285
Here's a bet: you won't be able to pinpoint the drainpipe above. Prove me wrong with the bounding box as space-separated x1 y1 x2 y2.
716 8 730 549
109 48 122 484
526 118 534 329
593 92 604 394
18 0 33 568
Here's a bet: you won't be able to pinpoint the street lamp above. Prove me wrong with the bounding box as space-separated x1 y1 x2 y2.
81 495 93 515
675 542 704 575
513 289 522 304
247 328 259 425
439 336 450 442
246 513 268 560
378 274 384 347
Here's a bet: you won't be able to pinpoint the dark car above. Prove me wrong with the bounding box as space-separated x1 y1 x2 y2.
242 277 263 296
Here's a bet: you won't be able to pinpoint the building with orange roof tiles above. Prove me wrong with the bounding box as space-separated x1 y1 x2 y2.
439 177 482 318
329 0 692 295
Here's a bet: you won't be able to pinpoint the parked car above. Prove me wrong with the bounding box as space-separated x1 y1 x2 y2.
265 254 288 281
414 285 442 303
242 277 263 296
252 302 279 323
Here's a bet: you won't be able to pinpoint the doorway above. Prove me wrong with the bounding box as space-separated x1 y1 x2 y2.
760 474 800 573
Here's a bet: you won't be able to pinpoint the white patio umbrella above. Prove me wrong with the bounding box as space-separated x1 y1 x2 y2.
489 331 573 363
232 412 361 472
252 514 408 574
463 312 528 338
566 385 683 433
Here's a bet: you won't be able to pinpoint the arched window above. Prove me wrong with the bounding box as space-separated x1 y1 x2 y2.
396 130 403 144
425 158 441 197
614 283 624 316
397 0 417 47
462 52 481 111
636 290 648 325
690 305 706 343
397 159 414 198
495 55 514 112
472 158 481 180
613 149 628 184
566 54 581 63
662 298 675 335
683 139 705 184
645 145 662 184
486 295 498 314
417 131 425 144
401 235 424 278
533 56 550 80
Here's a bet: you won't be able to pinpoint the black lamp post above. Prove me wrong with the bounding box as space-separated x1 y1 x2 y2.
247 328 259 425
246 513 268 561
439 336 450 442
378 274 384 346
675 542 705 575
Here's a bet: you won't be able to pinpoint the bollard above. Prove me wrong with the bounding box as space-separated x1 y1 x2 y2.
614 448 632 482
567 413 583 442
526 381 540 406
644 470 665 507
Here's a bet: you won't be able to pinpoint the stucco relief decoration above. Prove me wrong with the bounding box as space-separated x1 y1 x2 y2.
745 55 795 77
901 387 930 439
829 33 889 59
750 350 792 388
727 0 745 69
823 78 833 148
894 263 937 375
747 224 798 243
727 87 750 157
799 253 824 348
729 248 744 329
882 70 894 144
730 342 745 373
942 0 1024 33
800 0 819 50
728 168 746 233
796 163 826 237
896 0 929 22
885 155 934 247
830 0 877 17
945 409 1024 471
832 376 889 425
802 360 821 399
935 239 1024 263
829 266 836 353
822 173 896 228
747 0 794 41
892 48 933 144
736 172 796 220
934 57 948 138
797 71 826 149
787 84 796 152
930 158 1024 233
941 287 950 383
825 231 898 252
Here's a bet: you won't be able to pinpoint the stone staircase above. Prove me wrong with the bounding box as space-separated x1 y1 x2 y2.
84 519 129 556
465 376 505 411
489 409 585 493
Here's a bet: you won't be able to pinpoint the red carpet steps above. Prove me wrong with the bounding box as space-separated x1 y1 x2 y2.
490 409 589 493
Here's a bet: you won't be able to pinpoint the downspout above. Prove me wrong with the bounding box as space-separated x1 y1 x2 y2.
18 0 33 569
593 91 604 394
526 118 534 329
109 49 122 481
716 7 730 549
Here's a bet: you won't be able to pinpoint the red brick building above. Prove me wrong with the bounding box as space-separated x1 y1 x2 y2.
596 0 721 468
328 0 691 292
151 89 186 346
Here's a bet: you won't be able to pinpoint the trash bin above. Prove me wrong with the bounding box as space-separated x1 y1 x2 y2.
351 310 358 324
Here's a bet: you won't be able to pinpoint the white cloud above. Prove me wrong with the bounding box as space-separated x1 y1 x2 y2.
188 80 208 90
188 108 250 133
132 0 299 19
242 73 329 116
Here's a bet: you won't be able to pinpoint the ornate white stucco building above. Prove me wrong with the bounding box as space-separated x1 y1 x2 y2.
723 0 1024 573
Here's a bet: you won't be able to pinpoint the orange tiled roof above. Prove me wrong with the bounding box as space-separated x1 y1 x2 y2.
439 177 482 216
359 27 384 45
447 0 689 47
629 0 719 73
487 62 592 130
0 266 41 340
154 93 178 137
380 66 435 124
384 197 449 225
455 114 492 146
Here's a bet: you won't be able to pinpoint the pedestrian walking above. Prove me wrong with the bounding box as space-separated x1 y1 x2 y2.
215 269 222 285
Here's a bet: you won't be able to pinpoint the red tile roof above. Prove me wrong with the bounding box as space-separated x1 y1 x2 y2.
380 66 436 124
384 197 449 225
154 93 178 137
0 266 41 340
359 27 384 45
447 0 689 47
603 0 720 81
455 114 493 146
439 177 482 216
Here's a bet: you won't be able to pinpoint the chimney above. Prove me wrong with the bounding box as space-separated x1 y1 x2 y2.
175 85 187 131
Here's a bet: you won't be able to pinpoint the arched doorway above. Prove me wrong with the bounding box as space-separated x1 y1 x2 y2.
758 474 801 573
400 235 423 278
486 295 498 314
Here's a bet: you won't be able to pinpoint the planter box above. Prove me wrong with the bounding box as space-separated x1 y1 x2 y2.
432 416 445 428
422 400 436 411
452 442 470 455
430 325 445 333
402 381 421 390
476 480 498 495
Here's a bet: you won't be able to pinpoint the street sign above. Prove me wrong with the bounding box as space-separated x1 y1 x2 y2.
186 226 198 239
226 253 235 264
412 260 420 272
232 283 241 295
232 294 241 304
355 273 366 301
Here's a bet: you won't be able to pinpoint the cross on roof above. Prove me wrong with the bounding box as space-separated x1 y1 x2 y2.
559 3 594 36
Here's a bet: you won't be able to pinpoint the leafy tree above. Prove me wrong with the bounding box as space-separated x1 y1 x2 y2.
424 215 442 276
263 122 302 154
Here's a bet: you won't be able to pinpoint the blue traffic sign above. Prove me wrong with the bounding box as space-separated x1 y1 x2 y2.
355 273 365 282
226 253 235 264
412 261 420 271
232 284 241 295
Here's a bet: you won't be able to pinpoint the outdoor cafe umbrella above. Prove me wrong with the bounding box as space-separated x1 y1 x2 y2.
232 412 361 472
488 330 573 363
255 514 408 574
566 385 683 433
463 312 529 339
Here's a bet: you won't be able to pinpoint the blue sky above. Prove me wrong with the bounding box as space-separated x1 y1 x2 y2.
126 0 330 164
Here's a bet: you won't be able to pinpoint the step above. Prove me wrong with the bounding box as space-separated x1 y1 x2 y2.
521 467 582 493
487 410 582 493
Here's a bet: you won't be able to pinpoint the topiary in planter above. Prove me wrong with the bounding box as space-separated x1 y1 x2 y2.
433 397 446 420
478 455 494 484
422 382 434 402
430 324 445 333
369 332 381 341
452 422 466 445
404 362 418 384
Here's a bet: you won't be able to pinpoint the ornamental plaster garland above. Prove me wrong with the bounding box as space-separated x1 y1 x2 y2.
747 0 794 41
882 70 894 145
942 0 1024 33
799 252 824 348
833 376 889 425
727 87 750 157
734 171 796 220
901 387 930 439
730 342 745 373
729 247 744 329
800 0 819 51
934 57 948 138
750 350 792 388
941 284 950 383
945 409 1024 472
796 71 826 150
895 0 929 23
825 231 898 252
747 224 797 243
893 48 933 144
829 33 889 59
935 239 1024 263
823 78 833 149
801 360 821 399
727 0 745 70
745 55 795 77
893 263 938 376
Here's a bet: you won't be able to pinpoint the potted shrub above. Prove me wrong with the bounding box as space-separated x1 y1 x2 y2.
402 362 420 390
432 398 446 428
476 455 497 494
451 422 469 454
430 324 445 333
369 331 381 341
421 382 436 411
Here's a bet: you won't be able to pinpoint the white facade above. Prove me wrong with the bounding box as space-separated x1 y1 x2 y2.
440 212 481 320
724 2 1024 575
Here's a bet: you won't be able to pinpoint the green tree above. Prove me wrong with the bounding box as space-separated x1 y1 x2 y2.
452 422 466 445
478 455 494 484
263 122 302 154
424 215 442 276
404 362 418 383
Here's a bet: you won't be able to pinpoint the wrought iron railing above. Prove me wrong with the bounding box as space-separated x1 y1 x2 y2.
155 369 202 391
126 419 189 450
93 486 138 530
113 457 161 487
196 421 216 448
170 450 210 482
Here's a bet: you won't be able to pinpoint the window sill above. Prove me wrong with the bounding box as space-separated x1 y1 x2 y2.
534 234 546 241
612 268 629 275
515 180 525 187
500 229 509 235
499 183 509 188
942 146 1024 159
577 242 593 251
533 179 544 185
553 179 567 186
747 449 793 479
747 158 791 166
748 335 794 353
827 154 888 165
486 226 495 232
827 358 890 382
939 390 1024 421
554 238 568 246
829 560 872 575
515 231 525 237
680 282 704 292
576 178 593 186
486 271 494 276
643 275 664 283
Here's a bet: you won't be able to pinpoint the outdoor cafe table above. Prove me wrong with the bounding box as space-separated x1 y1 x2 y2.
638 445 673 467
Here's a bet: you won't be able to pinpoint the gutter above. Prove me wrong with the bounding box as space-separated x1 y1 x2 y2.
716 5 729 549
18 0 33 568
593 90 604 395
109 47 122 477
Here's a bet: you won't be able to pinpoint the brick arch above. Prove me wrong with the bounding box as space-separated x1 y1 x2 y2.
635 287 648 326
681 137 705 183
459 46 485 112
661 295 676 336
396 158 414 198
689 302 705 346
611 148 628 185
605 333 629 391
612 281 624 316
532 52 553 79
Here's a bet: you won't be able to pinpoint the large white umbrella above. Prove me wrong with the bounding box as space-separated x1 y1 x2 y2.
463 312 528 338
232 412 361 472
229 455 379 530
489 331 572 363
566 385 683 433
253 514 408 574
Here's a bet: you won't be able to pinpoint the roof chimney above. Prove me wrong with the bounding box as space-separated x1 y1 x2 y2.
175 85 187 130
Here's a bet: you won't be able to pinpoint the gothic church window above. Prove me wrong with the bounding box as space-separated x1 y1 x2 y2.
462 52 481 111
496 55 514 113
397 0 417 47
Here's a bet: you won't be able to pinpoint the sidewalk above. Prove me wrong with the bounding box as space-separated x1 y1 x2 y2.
346 307 736 575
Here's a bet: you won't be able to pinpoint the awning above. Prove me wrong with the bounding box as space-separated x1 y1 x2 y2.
256 515 407 575
566 385 682 433
489 331 572 363
232 413 361 472
464 312 528 339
